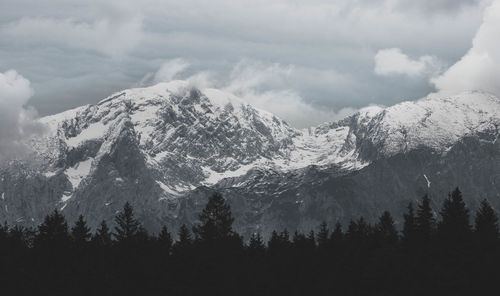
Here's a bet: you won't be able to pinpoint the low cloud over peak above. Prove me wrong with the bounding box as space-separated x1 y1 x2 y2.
432 0 500 97
0 0 491 128
374 48 442 77
0 70 45 162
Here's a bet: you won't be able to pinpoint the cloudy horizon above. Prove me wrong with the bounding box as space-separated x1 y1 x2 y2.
1 0 499 128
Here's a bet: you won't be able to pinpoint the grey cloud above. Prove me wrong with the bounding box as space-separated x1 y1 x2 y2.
0 0 488 127
393 0 484 14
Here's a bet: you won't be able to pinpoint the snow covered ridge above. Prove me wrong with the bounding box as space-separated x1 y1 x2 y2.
33 82 500 200
352 90 500 156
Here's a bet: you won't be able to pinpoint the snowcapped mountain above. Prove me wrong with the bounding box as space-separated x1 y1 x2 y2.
351 91 500 157
36 80 367 189
1 81 499 236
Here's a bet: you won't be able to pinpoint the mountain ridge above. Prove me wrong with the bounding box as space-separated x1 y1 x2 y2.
1 81 499 236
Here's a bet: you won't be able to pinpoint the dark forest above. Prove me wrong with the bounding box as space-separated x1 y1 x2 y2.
0 188 498 296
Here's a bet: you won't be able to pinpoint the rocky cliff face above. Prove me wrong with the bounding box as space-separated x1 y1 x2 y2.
0 81 499 237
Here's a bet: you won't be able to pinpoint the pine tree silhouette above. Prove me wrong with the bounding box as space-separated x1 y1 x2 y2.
0 223 7 252
474 199 499 248
7 225 30 252
4 188 500 295
193 193 235 243
174 224 192 251
317 222 329 250
347 217 371 245
438 188 471 244
158 225 173 255
35 209 70 249
307 230 316 250
330 222 343 242
248 232 265 254
268 230 281 255
293 231 307 248
92 220 112 247
415 194 437 243
402 202 417 244
71 215 91 246
375 211 398 245
267 230 292 256
280 229 291 243
114 202 141 243
473 199 499 293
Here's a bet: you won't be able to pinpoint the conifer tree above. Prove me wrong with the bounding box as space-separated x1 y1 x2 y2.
347 217 370 243
135 226 150 243
114 202 141 243
248 233 265 255
71 215 91 246
438 188 471 243
35 209 70 249
193 193 235 242
317 222 329 249
268 230 292 255
0 223 8 252
375 211 398 245
402 202 417 244
268 230 281 255
174 224 192 251
293 231 307 247
158 225 173 255
415 194 437 242
330 222 343 242
280 229 290 244
280 229 292 250
307 230 316 250
474 199 499 247
8 225 30 251
92 220 112 247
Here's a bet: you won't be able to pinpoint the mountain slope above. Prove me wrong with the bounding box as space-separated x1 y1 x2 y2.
0 82 499 235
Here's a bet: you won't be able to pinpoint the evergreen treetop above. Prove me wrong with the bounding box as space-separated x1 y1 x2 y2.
415 194 437 242
193 192 235 242
35 209 70 248
93 220 112 247
474 199 499 246
71 215 91 245
114 202 141 243
438 188 471 243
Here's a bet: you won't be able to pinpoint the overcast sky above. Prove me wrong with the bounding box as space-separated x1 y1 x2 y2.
1 0 499 127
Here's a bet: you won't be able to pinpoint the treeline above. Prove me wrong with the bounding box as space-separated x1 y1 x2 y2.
0 188 499 296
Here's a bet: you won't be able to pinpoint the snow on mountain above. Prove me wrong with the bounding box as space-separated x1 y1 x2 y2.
33 84 500 201
1 82 500 234
356 90 500 156
34 81 353 194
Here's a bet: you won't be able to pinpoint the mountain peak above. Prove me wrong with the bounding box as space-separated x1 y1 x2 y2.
36 85 500 186
2 84 500 235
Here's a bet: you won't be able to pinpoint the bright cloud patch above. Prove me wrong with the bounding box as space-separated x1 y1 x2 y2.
223 60 357 127
0 70 44 162
148 59 358 127
0 70 33 105
432 0 500 96
154 58 190 83
374 48 439 76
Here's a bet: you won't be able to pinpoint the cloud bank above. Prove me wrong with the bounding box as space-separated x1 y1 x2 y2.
3 17 143 58
0 0 488 127
432 0 500 97
153 59 190 83
222 60 357 127
148 59 357 127
0 70 44 162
